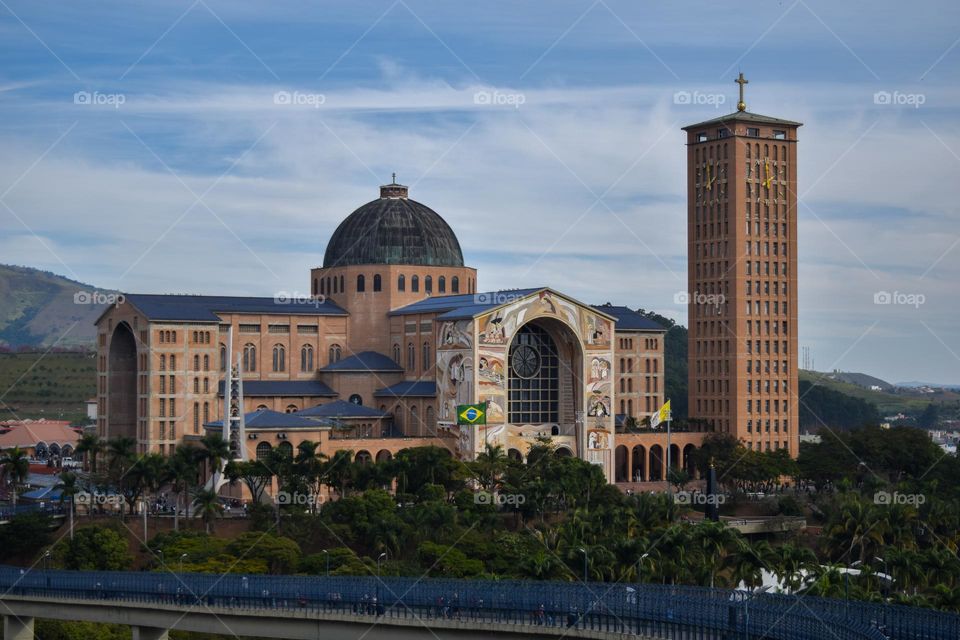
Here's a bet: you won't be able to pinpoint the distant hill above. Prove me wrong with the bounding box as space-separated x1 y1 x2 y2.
820 370 893 391
0 264 112 349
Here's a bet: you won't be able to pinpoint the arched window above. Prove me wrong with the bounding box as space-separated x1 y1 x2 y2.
407 342 415 371
320 278 326 295
411 275 419 292
219 344 226 371
398 274 405 291
425 406 435 432
349 394 362 406
438 276 446 293
278 441 294 458
301 345 314 372
373 274 382 292
193 402 199 433
203 402 209 423
203 355 209 371
410 406 419 434
256 442 272 461
329 344 342 363
422 341 431 370
313 278 318 295
393 344 401 364
425 276 432 293
451 276 460 293
339 275 344 292
333 276 338 294
285 404 298 413
272 345 286 372
193 354 200 371
357 274 365 292
243 344 256 372
508 324 559 424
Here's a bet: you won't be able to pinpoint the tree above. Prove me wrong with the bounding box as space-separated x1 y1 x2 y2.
1 447 30 507
225 459 273 505
167 446 201 531
74 432 105 474
226 532 301 574
56 471 80 539
470 443 508 492
199 433 231 480
56 525 132 570
192 487 223 534
105 437 136 518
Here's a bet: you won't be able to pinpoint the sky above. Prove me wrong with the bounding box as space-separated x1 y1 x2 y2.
0 0 957 384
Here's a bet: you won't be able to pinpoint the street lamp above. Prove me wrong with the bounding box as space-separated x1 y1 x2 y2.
376 552 387 609
157 549 164 568
636 553 650 582
43 550 50 570
179 553 188 573
322 549 329 577
578 547 588 584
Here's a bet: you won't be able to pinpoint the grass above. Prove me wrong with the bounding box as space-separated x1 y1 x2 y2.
0 351 95 423
800 369 959 416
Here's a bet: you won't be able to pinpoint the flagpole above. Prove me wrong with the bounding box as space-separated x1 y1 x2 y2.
665 397 672 499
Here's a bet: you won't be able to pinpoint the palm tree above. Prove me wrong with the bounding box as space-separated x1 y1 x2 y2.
1 447 31 507
56 471 80 539
138 453 169 538
693 520 741 588
74 432 105 474
191 487 223 534
167 447 200 531
200 434 231 479
471 443 508 492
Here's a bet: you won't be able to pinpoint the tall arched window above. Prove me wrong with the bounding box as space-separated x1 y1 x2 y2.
193 402 199 433
272 345 286 372
411 275 419 292
243 344 256 372
438 276 446 293
410 406 419 435
193 355 200 371
313 278 318 295
425 406 435 432
301 345 314 372
508 324 559 424
219 345 226 371
422 341 431 370
356 274 365 292
407 342 415 371
424 276 433 293
329 344 342 363
451 276 460 293
398 274 405 291
203 355 209 371
333 276 338 294
373 274 382 292
203 402 209 423
339 275 344 292
393 343 401 364
320 278 326 295
256 442 272 461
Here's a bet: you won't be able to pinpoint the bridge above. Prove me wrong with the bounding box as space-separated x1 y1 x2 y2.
0 566 957 640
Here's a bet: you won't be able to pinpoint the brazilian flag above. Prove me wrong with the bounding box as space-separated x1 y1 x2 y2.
457 403 486 425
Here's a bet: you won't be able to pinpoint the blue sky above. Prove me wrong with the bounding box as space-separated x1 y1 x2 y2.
0 0 958 384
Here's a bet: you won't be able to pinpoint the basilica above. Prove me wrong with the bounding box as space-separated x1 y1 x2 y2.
96 180 695 485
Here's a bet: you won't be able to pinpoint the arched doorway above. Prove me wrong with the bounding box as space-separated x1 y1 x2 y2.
507 448 523 463
669 444 681 472
649 445 664 482
554 447 573 457
614 445 629 482
375 450 392 463
108 322 138 440
631 445 646 482
683 444 698 477
354 450 372 465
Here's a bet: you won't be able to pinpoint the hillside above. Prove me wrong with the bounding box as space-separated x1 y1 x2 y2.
0 351 96 423
0 264 112 348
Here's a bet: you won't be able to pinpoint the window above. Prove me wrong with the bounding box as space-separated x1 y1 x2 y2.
193 403 199 433
272 345 286 372
301 345 314 372
747 127 760 137
243 344 256 372
349 394 362 405
451 276 459 293
773 130 786 140
411 275 419 292
219 345 226 371
256 442 272 461
393 343 401 364
333 276 338 294
398 274 405 291
407 342 415 371
203 402 209 423
438 276 445 293
203 355 209 371
194 355 200 371
357 274 365 292
508 324 559 424
697 132 708 142
329 344 342 363
373 274 382 292
285 404 298 413
320 278 325 295
422 341 431 369
425 276 432 293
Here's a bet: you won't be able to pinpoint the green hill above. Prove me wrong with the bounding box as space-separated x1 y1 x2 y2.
0 264 113 349
0 351 96 423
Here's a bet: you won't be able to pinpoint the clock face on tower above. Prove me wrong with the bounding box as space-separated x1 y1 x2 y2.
511 344 541 379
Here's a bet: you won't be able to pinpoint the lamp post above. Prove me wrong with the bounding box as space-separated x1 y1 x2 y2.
376 552 387 609
179 553 188 573
157 549 164 568
322 549 329 577
636 553 649 582
43 550 50 570
578 547 588 584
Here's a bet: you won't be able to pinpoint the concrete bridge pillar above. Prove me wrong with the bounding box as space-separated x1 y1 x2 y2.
133 626 170 640
3 615 34 640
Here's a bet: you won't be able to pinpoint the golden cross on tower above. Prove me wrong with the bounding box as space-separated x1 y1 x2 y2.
735 72 749 112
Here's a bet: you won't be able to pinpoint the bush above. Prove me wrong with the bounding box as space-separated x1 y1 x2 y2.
57 525 132 571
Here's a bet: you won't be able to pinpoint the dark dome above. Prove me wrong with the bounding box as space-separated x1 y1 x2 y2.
323 183 465 268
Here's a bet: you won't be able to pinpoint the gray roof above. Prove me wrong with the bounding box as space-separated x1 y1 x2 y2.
296 400 389 419
390 288 544 319
217 380 337 397
374 381 437 398
591 305 665 331
681 110 803 131
321 351 402 373
118 294 346 322
204 409 320 430
323 186 464 268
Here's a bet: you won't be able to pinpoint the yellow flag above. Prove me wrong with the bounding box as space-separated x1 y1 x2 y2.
650 400 671 428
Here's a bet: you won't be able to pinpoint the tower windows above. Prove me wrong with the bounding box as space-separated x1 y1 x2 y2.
357 274 365 292
373 274 382 292
398 274 405 291
272 345 286 372
438 276 445 293
425 276 432 293
412 275 420 292
451 276 460 293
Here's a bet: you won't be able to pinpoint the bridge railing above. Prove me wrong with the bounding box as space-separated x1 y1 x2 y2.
0 566 955 640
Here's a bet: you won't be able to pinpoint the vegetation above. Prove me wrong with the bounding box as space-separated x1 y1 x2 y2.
0 351 95 423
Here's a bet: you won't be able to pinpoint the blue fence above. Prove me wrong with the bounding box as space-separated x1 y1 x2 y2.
0 566 956 640
0 503 65 519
